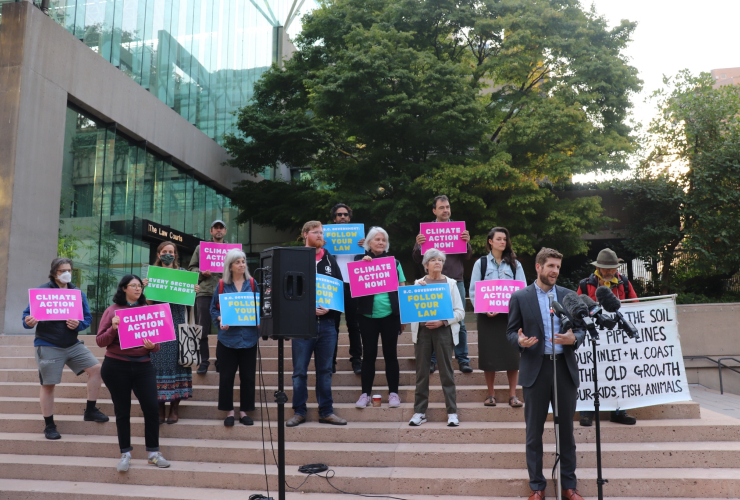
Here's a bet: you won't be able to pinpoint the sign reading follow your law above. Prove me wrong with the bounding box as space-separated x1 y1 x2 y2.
474 279 525 314
316 274 344 312
419 221 467 255
116 303 176 350
199 242 243 273
323 224 364 255
576 296 691 412
398 284 454 324
28 289 84 321
347 257 399 298
144 266 198 306
219 292 260 326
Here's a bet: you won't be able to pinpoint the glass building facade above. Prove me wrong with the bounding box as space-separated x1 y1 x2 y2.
60 104 248 332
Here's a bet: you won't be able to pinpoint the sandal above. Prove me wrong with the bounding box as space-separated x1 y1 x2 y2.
509 396 524 408
484 395 497 407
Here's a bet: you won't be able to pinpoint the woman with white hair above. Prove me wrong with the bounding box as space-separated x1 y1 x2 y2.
408 248 465 427
209 249 259 427
353 226 406 409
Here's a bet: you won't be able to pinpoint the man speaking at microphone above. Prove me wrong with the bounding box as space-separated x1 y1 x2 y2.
506 248 586 500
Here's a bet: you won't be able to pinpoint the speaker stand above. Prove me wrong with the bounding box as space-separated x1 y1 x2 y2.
275 338 288 500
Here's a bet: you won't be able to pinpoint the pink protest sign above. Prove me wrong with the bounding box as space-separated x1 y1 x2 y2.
474 279 525 313
347 257 400 298
419 222 467 255
28 289 84 321
116 304 176 350
199 242 243 273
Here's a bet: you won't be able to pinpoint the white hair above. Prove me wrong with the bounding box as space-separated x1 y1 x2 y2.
222 248 250 284
363 226 390 252
422 248 447 270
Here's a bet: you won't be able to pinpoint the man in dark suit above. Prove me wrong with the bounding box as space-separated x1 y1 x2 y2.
506 248 586 500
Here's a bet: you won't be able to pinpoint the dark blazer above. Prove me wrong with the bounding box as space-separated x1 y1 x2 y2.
506 284 585 388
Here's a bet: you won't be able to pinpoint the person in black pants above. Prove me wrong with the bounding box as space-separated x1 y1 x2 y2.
353 227 406 409
328 203 365 375
210 249 260 427
505 248 586 500
96 275 170 472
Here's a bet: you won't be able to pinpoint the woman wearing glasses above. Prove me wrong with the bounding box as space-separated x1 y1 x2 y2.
97 275 171 472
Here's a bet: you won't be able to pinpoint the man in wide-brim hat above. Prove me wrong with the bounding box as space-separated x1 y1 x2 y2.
576 248 638 427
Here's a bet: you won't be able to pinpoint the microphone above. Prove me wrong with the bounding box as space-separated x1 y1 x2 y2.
551 300 573 332
595 286 639 339
562 292 598 338
579 294 617 330
547 292 555 306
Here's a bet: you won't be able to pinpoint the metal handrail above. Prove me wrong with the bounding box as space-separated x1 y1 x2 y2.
684 356 740 394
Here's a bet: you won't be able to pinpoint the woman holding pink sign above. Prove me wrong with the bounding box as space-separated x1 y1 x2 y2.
96 275 171 472
353 227 406 409
468 227 527 408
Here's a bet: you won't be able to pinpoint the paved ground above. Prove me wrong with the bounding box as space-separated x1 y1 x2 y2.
689 384 740 419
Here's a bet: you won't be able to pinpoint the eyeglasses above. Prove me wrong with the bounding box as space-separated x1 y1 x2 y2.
126 284 143 289
309 231 324 236
335 213 350 218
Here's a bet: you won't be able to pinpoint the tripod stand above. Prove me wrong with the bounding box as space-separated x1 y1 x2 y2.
586 329 608 500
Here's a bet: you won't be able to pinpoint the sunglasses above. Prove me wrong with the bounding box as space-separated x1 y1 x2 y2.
335 212 350 217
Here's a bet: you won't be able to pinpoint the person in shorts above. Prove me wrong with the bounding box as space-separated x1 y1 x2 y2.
22 258 108 440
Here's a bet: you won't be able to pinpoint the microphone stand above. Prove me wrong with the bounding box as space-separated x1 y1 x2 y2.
548 294 562 500
588 327 608 500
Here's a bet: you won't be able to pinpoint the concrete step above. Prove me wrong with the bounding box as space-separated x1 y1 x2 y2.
0 367 502 386
3 431 739 470
0 396 701 422
0 355 481 371
0 381 526 404
2 410 735 444
0 454 738 497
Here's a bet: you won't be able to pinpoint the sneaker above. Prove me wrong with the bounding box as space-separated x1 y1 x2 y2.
388 393 401 408
117 453 131 472
447 413 460 427
44 424 61 440
610 411 637 425
408 413 427 426
84 407 109 422
579 415 593 427
148 452 171 468
459 362 473 373
355 393 370 408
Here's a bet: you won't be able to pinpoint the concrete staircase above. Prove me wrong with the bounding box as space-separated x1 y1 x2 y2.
1 331 739 499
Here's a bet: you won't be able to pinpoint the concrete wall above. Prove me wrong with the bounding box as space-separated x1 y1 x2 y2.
0 2 255 333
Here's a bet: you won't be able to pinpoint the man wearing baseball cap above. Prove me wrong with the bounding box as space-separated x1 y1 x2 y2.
577 248 638 426
188 220 228 374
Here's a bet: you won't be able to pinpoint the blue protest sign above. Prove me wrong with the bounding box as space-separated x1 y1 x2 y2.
323 224 365 255
317 274 344 312
398 284 454 324
219 292 260 326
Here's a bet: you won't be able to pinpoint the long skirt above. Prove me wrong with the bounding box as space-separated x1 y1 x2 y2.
150 303 193 402
477 312 520 372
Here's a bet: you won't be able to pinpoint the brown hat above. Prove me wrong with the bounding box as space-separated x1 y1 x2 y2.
591 248 623 269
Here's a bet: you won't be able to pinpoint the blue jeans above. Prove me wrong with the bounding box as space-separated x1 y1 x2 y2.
291 317 338 418
431 280 469 365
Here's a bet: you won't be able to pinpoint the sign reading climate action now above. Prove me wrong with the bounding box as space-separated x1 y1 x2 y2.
576 296 691 411
116 303 176 350
199 242 243 273
219 292 260 326
323 224 364 255
347 257 399 298
28 289 84 321
144 266 198 306
398 284 454 324
316 274 344 312
419 221 467 255
474 279 525 314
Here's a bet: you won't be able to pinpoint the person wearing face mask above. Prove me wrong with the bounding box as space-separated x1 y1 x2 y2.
143 242 199 424
22 258 108 440
189 220 228 375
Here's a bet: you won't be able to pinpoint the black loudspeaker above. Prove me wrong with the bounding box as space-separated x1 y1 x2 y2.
259 246 316 340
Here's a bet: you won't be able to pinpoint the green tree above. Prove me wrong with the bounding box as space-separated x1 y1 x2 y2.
224 0 641 261
615 70 740 295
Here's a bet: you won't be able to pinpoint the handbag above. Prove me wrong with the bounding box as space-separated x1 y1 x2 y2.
178 306 203 368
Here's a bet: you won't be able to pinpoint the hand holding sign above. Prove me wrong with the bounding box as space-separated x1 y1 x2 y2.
29 289 84 322
419 222 467 255
116 304 175 350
